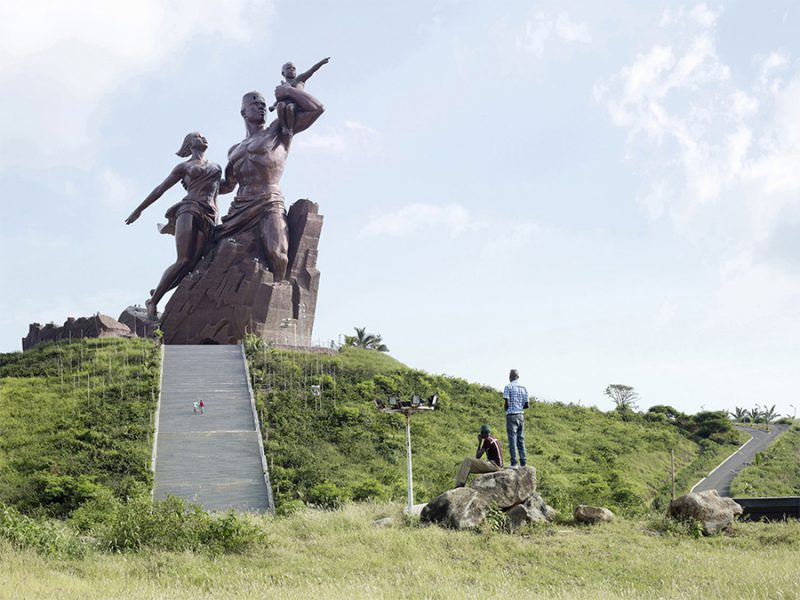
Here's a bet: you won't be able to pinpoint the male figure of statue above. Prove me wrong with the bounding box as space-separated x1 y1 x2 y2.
218 81 325 281
503 368 529 468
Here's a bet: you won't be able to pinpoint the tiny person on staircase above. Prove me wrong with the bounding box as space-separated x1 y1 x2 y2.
455 424 504 488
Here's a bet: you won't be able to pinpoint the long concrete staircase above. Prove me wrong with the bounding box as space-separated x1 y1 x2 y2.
152 345 273 512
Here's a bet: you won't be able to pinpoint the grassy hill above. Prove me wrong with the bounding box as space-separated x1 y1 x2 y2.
731 423 800 496
0 338 159 516
2 337 796 599
1 337 746 520
243 336 743 514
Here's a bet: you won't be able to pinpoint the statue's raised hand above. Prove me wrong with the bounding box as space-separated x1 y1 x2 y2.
125 209 141 225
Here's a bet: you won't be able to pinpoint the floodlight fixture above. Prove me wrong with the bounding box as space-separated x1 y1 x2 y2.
372 391 440 514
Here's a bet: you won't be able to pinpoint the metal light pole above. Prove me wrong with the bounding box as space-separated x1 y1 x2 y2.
374 394 438 513
404 412 414 512
790 404 796 420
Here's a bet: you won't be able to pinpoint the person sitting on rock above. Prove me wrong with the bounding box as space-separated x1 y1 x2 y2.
455 424 504 488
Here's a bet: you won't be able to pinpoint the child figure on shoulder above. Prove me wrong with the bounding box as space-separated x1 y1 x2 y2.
270 57 330 138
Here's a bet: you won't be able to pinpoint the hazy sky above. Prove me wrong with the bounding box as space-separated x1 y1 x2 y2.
2 1 799 418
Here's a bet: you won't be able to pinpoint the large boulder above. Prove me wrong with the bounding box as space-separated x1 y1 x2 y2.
469 466 537 508
504 493 557 530
668 490 743 535
423 466 553 531
421 487 490 530
574 505 615 524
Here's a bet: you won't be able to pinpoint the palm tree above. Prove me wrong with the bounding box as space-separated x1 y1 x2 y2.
344 326 389 352
729 406 747 422
762 404 779 432
748 406 762 425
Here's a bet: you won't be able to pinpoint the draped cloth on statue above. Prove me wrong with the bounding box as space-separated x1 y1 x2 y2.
157 162 221 237
214 187 286 240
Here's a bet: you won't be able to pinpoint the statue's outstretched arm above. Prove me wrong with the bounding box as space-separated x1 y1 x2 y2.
275 85 325 134
296 56 330 83
125 165 184 224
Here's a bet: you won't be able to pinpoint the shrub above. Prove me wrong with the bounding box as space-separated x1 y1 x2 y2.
0 503 86 558
97 495 263 554
352 478 389 502
307 482 351 509
275 499 305 517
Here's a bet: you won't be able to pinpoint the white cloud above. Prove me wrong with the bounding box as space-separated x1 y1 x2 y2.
707 252 800 329
360 202 483 239
516 11 591 57
597 4 800 225
481 221 539 259
598 3 800 329
98 168 133 210
555 12 592 44
653 300 677 329
295 120 382 157
0 0 274 169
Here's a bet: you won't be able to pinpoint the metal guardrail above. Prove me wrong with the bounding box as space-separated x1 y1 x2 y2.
733 497 800 521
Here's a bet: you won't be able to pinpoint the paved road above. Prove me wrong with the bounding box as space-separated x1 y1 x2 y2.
692 423 791 497
153 345 273 512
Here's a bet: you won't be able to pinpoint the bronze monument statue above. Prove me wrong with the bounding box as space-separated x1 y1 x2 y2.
216 79 324 281
125 132 221 319
129 59 329 345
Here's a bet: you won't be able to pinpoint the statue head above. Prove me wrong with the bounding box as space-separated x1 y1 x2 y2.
509 369 519 382
282 62 297 80
176 132 207 157
241 91 267 125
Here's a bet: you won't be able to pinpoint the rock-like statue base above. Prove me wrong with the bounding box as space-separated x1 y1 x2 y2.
160 199 322 345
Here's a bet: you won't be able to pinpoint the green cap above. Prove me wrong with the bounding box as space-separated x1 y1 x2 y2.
479 424 491 435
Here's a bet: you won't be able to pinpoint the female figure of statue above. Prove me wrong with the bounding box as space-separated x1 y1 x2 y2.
125 132 221 319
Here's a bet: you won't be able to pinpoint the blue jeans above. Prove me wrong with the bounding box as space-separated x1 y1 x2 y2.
506 413 526 466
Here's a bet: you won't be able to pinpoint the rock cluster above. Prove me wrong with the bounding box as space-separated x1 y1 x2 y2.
421 467 556 530
668 490 743 535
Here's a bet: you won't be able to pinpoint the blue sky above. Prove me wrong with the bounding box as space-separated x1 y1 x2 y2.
2 1 799 418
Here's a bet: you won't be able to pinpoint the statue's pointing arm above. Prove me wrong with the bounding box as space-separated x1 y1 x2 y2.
125 165 185 225
296 57 330 83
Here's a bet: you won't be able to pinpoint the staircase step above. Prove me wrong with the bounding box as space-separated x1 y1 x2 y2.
153 345 272 512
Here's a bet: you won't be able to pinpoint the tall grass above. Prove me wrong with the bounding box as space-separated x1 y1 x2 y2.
1 503 798 599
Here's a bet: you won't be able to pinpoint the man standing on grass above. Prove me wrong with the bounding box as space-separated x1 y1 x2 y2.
503 369 528 468
455 424 504 487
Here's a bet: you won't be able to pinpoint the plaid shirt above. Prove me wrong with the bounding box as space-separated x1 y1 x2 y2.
503 380 528 415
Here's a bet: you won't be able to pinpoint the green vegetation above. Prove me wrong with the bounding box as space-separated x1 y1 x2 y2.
343 326 389 352
1 503 799 599
731 423 800 496
245 336 742 514
0 338 160 517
